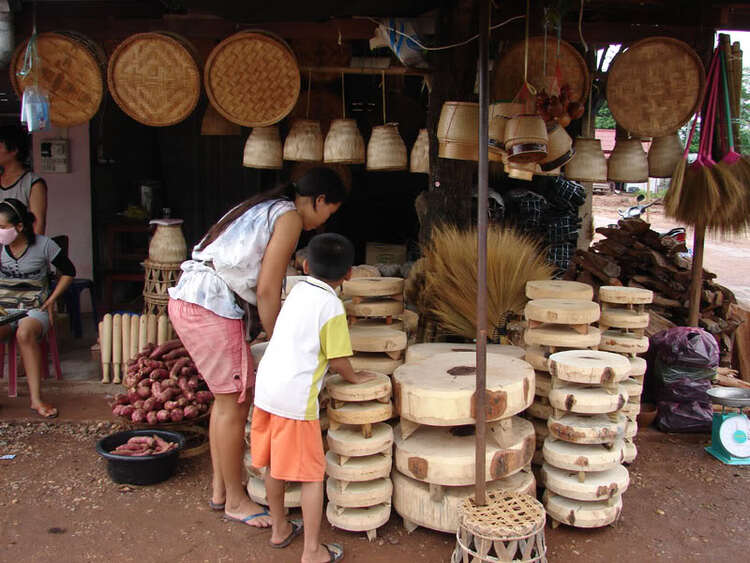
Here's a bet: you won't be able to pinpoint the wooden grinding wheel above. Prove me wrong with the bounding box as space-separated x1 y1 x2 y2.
548 384 628 415
543 437 625 472
10 31 105 127
327 400 393 429
405 343 525 364
548 350 631 385
621 378 644 399
526 280 594 301
600 307 650 330
204 31 300 127
541 463 629 502
393 417 534 486
544 491 623 528
326 477 393 508
535 371 552 398
107 32 200 126
349 325 407 356
629 356 647 377
621 402 641 422
347 318 404 331
525 299 600 326
525 346 551 372
524 325 602 348
599 330 650 355
527 398 553 421
599 286 654 305
348 353 403 375
624 419 638 438
345 299 404 319
326 373 391 403
325 450 392 482
343 277 404 298
623 439 637 464
393 353 534 428
548 413 625 445
391 469 535 534
327 423 394 458
326 503 391 538
247 476 302 507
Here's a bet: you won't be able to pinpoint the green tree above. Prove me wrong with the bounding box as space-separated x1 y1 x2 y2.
739 66 750 152
595 100 616 129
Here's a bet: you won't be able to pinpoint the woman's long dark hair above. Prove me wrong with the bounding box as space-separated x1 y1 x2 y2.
0 198 35 245
197 167 346 250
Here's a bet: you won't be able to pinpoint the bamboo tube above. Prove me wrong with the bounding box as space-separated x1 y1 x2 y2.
112 314 122 384
157 314 169 345
147 314 157 346
139 314 148 352
129 314 140 359
101 314 112 384
121 314 131 363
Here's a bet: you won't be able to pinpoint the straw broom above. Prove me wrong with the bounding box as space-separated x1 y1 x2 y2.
418 225 554 340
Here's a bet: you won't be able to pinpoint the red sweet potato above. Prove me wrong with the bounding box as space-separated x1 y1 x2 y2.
113 393 129 405
176 397 188 408
127 390 140 404
187 375 200 390
133 400 145 410
150 368 169 381
131 409 146 423
163 346 189 360
170 408 184 422
183 405 199 419
195 390 213 404
164 400 178 411
119 405 135 417
150 339 182 359
146 411 158 425
169 357 191 378
156 409 171 422
136 386 151 399
142 398 158 412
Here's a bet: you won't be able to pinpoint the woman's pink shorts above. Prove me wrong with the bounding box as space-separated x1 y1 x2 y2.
168 298 254 403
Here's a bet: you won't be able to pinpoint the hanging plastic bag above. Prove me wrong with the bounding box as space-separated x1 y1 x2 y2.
656 400 713 433
20 85 50 132
651 327 720 369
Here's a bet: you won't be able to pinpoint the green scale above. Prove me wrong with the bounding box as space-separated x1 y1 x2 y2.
705 388 750 465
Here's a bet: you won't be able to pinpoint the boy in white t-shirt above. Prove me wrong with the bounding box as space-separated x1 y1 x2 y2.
252 233 374 563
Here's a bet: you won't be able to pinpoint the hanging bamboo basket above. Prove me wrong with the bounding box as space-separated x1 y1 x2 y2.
564 138 607 183
488 102 524 154
504 114 548 163
608 138 648 182
410 128 430 174
366 123 407 171
540 124 574 172
283 119 323 162
647 134 683 178
324 119 366 164
437 102 503 162
242 126 283 169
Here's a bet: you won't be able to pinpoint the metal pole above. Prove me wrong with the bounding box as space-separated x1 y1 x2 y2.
475 0 490 507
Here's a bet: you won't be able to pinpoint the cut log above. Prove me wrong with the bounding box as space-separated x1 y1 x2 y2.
326 477 393 508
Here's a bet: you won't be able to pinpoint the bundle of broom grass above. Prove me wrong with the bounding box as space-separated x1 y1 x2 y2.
409 225 554 340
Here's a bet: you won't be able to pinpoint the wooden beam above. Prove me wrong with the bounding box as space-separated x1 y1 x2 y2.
300 65 430 77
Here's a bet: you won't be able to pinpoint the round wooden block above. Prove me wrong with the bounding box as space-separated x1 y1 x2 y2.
326 477 393 508
250 341 268 364
405 343 525 364
396 309 419 334
328 400 393 426
345 299 404 318
527 398 553 420
394 417 534 485
325 451 392 482
524 325 602 348
621 402 640 420
525 299 600 325
599 286 653 305
350 325 407 353
391 469 535 534
393 353 534 426
326 373 392 402
600 307 650 329
621 378 643 399
543 491 622 528
349 353 403 375
541 463 630 501
326 423 394 457
548 413 625 445
531 417 550 441
624 419 638 438
543 437 625 472
343 277 404 298
247 476 302 507
629 356 647 376
326 502 391 532
599 330 650 355
548 350 631 385
525 346 550 372
526 280 594 301
535 371 552 397
623 439 637 464
548 384 628 415
351 318 405 332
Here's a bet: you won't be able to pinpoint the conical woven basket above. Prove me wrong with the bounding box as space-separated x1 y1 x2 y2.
201 104 241 135
367 123 407 171
324 119 365 164
410 128 430 174
608 138 648 182
243 126 282 169
283 119 323 162
540 124 574 171
564 138 607 182
648 134 683 178
489 102 524 153
504 114 548 163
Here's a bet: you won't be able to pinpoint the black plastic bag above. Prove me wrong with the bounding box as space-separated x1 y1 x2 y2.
657 377 712 403
651 327 719 369
656 400 713 433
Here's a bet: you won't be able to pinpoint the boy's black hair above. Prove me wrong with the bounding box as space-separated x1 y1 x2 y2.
307 233 354 281
0 125 30 164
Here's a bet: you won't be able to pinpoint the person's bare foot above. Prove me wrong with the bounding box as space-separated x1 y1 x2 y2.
211 478 226 507
30 402 57 418
302 544 341 563
270 520 293 545
224 497 272 528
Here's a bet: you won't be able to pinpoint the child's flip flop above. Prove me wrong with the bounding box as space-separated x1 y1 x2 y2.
324 543 344 562
269 519 303 549
223 510 271 528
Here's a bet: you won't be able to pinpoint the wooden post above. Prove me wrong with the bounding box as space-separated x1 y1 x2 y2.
688 221 706 326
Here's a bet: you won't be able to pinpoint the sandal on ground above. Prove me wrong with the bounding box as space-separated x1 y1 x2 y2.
324 543 344 562
208 500 225 511
30 405 58 419
269 519 303 549
223 509 271 528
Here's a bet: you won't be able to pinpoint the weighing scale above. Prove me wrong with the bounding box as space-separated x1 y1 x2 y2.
705 388 750 465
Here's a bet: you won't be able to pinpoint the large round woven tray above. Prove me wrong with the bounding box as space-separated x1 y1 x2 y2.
107 32 201 127
492 37 589 103
606 37 705 137
10 31 105 127
205 31 300 127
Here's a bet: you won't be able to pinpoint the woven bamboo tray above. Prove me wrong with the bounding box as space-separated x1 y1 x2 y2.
10 31 105 127
607 37 705 137
107 32 201 127
205 31 300 127
492 37 589 103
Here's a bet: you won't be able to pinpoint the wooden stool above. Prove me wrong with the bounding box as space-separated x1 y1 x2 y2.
526 280 593 301
349 324 407 359
326 477 393 508
547 413 625 445
405 342 525 364
326 502 391 542
548 349 631 387
326 373 391 403
599 329 650 356
542 437 625 474
543 490 622 529
548 384 628 415
327 400 393 438
524 324 602 349
524 299 601 332
347 352 403 375
541 463 629 502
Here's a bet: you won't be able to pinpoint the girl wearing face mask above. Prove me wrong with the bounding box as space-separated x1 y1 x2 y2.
0 198 75 418
168 167 346 530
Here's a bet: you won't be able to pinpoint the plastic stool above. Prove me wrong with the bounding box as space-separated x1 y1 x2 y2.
0 324 62 398
62 278 98 338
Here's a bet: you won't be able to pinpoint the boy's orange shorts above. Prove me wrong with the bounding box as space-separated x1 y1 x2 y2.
250 407 325 482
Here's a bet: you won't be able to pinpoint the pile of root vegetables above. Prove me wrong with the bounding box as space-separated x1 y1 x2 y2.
109 434 178 456
111 339 213 425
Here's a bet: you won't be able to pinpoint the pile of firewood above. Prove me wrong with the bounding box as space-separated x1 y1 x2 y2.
562 218 742 361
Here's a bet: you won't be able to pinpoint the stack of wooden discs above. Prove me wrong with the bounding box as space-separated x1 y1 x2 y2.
344 278 408 375
325 373 394 541
597 286 654 463
541 349 631 529
391 352 536 534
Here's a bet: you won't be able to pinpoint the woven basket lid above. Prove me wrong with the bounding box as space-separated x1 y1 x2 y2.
205 31 300 127
492 37 589 104
607 37 705 137
10 31 105 127
107 32 201 127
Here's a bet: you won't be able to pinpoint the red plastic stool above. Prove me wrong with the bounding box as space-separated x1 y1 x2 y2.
0 324 62 398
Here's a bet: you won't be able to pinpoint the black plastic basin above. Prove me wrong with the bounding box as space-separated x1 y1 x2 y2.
96 429 185 485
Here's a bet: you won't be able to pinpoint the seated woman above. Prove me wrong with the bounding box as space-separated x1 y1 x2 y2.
0 125 47 234
0 198 75 417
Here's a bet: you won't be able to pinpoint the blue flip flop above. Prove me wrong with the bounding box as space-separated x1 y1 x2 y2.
269 519 303 549
208 500 225 511
223 510 271 527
